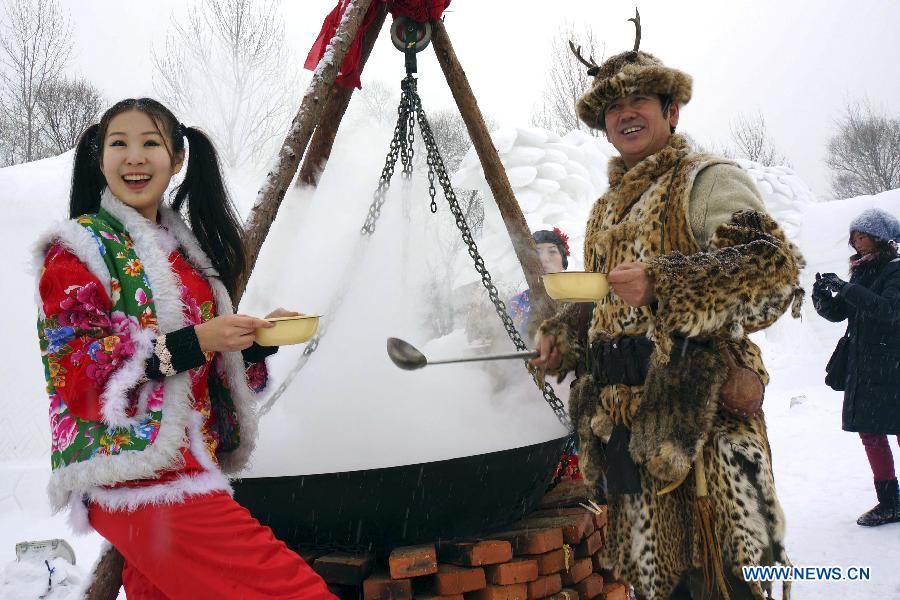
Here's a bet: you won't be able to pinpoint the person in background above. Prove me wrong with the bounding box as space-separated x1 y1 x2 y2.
812 207 900 527
508 228 570 339
35 97 334 599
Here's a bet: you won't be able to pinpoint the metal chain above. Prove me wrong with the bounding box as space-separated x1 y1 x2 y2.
272 75 570 430
361 79 415 235
407 80 570 428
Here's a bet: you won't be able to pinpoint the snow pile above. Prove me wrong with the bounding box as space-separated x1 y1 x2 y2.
735 159 819 241
1 556 87 600
452 126 612 278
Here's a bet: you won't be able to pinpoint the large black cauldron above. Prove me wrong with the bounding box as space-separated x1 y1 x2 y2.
233 435 569 552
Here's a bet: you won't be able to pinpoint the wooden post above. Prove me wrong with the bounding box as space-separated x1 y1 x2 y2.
238 0 375 304
430 19 557 323
297 3 387 187
84 546 124 600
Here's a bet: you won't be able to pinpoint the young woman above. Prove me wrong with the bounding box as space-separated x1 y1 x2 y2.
813 207 900 527
36 98 334 598
507 228 570 338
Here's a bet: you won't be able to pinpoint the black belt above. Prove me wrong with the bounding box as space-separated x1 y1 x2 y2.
588 335 654 386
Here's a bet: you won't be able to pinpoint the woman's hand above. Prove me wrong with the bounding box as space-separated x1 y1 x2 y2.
194 314 273 353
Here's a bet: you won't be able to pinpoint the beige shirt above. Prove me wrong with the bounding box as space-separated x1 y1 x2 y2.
688 163 766 249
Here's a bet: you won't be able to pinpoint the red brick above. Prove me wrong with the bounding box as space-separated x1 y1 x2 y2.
438 540 513 566
485 559 539 585
431 564 487 595
528 507 595 521
547 590 580 600
537 480 590 510
313 551 374 586
363 572 412 600
388 544 437 579
592 507 608 529
418 595 464 600
490 527 564 555
521 548 566 576
560 557 593 586
574 574 605 600
526 573 562 599
575 530 603 559
515 513 595 545
600 582 627 600
465 583 528 600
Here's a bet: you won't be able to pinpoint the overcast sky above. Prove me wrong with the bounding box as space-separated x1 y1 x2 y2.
64 0 900 198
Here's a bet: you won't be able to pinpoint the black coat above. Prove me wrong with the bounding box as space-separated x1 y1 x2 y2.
813 256 900 434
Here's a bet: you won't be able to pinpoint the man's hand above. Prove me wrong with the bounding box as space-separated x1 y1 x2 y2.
608 261 656 307
195 314 273 353
529 334 562 371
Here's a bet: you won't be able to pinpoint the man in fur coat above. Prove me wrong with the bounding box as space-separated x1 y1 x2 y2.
531 25 804 600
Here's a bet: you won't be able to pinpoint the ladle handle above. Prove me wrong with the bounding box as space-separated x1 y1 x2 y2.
428 350 539 366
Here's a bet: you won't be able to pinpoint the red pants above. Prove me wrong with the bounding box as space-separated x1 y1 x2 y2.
89 491 336 599
859 432 900 482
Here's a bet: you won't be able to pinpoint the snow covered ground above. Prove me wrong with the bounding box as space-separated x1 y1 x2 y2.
1 126 899 598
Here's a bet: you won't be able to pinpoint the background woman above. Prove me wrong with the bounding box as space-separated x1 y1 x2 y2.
813 207 900 527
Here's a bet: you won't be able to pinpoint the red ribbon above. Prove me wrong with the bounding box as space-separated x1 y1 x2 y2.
304 0 451 90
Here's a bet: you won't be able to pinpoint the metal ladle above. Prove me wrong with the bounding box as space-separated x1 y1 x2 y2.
386 337 539 371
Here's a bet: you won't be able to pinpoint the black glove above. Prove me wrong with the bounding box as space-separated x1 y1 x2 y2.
815 272 847 294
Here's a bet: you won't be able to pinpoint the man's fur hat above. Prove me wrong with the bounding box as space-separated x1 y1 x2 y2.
574 10 692 130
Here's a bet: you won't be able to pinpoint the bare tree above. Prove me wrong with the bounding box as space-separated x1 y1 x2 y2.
37 76 103 155
826 100 900 199
728 110 792 167
532 24 604 136
152 0 300 170
352 79 399 127
0 0 72 164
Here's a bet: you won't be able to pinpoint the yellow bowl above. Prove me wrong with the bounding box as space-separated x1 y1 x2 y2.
542 272 609 302
255 315 320 347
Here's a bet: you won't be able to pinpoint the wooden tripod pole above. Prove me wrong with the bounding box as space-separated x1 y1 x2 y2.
430 19 557 323
297 3 387 187
238 0 375 305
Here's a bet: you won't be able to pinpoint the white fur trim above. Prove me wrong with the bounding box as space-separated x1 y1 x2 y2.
100 190 184 333
65 494 93 536
47 373 194 513
87 411 232 512
32 219 113 319
160 205 260 474
99 327 156 428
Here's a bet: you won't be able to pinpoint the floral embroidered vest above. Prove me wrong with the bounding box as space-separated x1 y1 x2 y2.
36 195 255 512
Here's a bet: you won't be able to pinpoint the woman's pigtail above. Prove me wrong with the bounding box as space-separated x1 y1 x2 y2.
69 123 105 218
173 126 246 302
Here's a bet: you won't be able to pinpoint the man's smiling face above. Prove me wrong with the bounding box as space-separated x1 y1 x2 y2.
604 94 680 169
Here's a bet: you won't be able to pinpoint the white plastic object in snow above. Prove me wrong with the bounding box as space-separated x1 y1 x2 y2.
15 539 76 565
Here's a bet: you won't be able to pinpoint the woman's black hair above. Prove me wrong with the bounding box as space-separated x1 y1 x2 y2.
69 98 246 301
